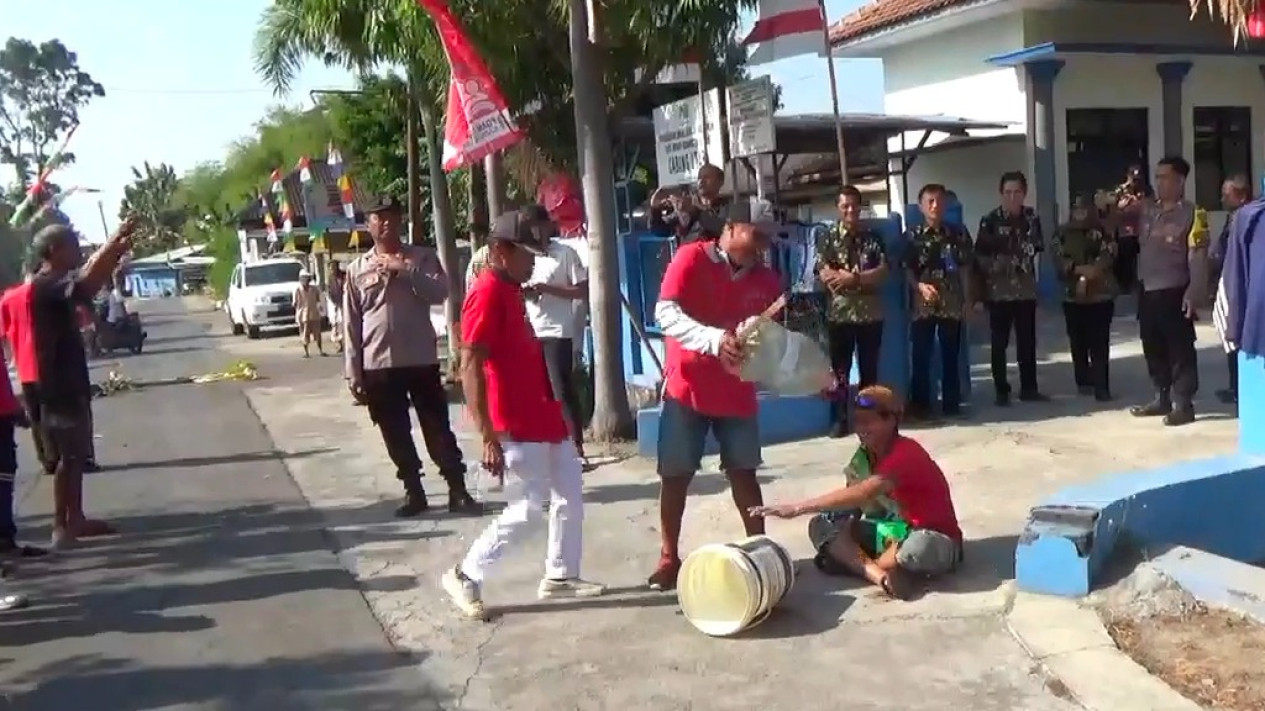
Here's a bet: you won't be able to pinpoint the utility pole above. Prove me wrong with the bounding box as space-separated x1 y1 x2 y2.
406 75 423 245
484 154 506 219
568 0 633 439
419 98 463 364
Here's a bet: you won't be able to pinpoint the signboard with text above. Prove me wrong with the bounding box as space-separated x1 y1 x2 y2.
727 76 776 158
302 181 354 234
652 89 726 186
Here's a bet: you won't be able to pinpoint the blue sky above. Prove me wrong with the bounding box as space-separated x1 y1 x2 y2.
3 0 881 240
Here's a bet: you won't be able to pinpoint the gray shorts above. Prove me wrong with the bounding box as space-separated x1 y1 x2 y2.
809 513 961 577
39 398 93 468
656 397 762 476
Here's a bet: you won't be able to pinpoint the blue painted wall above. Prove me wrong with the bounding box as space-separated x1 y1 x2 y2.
1016 354 1265 597
126 267 180 298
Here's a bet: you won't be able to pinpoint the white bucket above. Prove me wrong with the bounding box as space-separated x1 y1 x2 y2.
676 535 796 637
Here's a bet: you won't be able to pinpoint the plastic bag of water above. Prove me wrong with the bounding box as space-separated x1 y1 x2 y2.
735 316 834 397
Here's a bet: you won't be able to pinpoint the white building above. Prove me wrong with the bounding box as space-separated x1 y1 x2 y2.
830 0 1260 236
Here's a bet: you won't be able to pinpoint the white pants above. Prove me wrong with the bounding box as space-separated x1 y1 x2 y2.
460 440 585 583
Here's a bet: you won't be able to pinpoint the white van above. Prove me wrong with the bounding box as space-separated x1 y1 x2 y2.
225 258 306 339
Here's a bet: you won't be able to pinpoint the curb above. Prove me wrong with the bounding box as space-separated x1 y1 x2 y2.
1006 592 1202 711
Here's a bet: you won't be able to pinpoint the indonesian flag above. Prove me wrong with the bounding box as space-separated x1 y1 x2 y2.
742 0 829 66
270 168 293 234
327 144 356 221
414 0 525 171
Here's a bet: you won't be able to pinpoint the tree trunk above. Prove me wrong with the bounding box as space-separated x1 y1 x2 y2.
484 154 506 219
468 162 487 247
568 0 634 440
406 75 423 246
415 80 463 368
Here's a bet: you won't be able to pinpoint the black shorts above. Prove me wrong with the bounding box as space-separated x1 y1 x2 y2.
39 399 92 466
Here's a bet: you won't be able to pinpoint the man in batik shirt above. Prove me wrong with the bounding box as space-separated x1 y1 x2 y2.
816 185 888 436
903 184 975 418
975 171 1047 406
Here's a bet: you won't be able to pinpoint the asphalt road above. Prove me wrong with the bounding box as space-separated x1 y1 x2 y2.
0 298 441 711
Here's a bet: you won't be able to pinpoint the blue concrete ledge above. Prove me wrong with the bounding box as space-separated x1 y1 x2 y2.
1148 546 1265 624
635 393 832 458
1015 453 1265 598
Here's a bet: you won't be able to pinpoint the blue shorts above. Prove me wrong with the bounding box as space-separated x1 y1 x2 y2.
656 397 762 476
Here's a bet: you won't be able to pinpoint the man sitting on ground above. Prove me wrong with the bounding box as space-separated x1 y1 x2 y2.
749 385 962 599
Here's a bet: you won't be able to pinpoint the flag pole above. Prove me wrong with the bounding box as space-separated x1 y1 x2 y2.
818 0 849 183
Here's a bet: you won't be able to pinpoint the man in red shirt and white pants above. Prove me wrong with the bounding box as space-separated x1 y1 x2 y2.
443 210 605 620
648 202 784 591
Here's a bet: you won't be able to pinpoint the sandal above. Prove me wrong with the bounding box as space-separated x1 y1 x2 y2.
0 543 48 559
880 571 914 601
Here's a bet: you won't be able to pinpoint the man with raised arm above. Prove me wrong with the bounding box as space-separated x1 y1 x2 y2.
30 219 137 548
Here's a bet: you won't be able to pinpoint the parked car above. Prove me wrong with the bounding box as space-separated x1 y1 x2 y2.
224 259 305 339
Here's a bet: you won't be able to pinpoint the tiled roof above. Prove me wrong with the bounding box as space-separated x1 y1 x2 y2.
828 0 974 45
234 158 377 229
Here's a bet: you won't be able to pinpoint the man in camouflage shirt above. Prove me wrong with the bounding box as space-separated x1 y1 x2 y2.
975 171 1048 406
1054 195 1118 401
903 184 975 417
816 185 889 436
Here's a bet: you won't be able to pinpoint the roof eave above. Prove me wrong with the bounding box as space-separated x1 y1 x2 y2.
829 0 1023 58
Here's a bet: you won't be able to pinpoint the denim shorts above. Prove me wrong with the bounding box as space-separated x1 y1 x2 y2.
656 397 762 476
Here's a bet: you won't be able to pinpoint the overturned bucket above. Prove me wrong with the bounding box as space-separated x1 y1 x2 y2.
676 535 796 637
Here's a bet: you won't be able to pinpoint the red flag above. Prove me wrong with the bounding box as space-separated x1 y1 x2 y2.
415 0 525 171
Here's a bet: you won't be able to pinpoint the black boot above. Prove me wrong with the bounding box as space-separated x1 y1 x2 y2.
1163 402 1196 427
444 471 484 515
395 479 430 518
828 399 849 438
1129 390 1171 418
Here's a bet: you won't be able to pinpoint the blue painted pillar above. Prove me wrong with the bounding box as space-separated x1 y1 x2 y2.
1156 61 1192 157
866 215 910 395
1024 59 1064 304
1240 352 1265 456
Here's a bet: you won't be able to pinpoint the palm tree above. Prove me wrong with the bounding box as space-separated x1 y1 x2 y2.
119 161 188 256
254 0 752 440
1188 0 1258 40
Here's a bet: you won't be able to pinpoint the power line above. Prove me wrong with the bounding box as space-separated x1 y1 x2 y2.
101 86 287 96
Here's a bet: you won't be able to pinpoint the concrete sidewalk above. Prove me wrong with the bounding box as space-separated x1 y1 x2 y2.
215 300 1238 710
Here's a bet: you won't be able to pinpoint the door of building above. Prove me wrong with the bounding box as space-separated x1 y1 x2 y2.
1066 108 1150 201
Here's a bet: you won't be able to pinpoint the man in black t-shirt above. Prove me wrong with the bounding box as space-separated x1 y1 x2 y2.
30 219 135 548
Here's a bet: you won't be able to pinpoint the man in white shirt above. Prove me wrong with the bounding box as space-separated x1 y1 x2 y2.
106 286 127 325
522 211 589 459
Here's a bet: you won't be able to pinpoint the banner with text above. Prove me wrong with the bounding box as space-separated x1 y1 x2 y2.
727 76 777 158
652 89 726 187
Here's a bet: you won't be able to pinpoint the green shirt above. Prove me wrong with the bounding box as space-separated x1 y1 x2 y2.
1054 224 1118 303
975 206 1043 302
903 223 974 321
815 224 886 324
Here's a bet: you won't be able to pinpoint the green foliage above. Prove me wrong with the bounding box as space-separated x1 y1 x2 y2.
174 105 334 227
325 75 408 198
204 227 241 298
120 161 189 257
251 0 755 178
0 37 105 189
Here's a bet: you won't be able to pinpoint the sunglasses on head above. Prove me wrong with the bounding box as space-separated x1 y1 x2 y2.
855 393 894 416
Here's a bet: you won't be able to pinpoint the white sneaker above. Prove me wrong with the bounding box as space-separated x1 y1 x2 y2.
537 577 606 600
441 566 487 620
